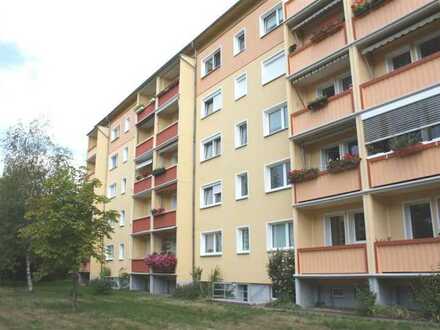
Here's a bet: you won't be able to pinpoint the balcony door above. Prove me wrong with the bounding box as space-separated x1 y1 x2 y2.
404 201 434 239
325 211 366 246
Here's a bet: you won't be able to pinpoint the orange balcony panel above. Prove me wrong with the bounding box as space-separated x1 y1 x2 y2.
132 259 149 273
285 0 316 20
136 137 154 158
295 168 361 203
87 146 97 160
353 0 432 40
158 81 179 108
288 27 346 75
361 53 440 109
368 142 440 188
291 90 354 135
298 244 368 274
134 176 152 194
155 165 177 187
154 210 176 230
156 122 178 146
375 238 440 273
133 216 151 234
137 102 155 124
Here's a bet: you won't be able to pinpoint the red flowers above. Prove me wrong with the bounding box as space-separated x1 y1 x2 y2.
144 252 177 273
327 153 361 174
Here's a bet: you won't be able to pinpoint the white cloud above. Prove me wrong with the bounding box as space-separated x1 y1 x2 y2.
0 0 238 166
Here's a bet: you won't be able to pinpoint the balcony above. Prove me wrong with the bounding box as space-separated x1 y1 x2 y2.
288 26 346 76
294 168 361 203
132 259 149 274
158 81 179 108
156 122 178 147
87 145 97 161
154 165 177 187
136 137 154 159
132 216 151 235
361 52 440 109
134 176 153 195
353 0 433 40
137 102 155 124
291 90 354 136
375 237 440 273
298 244 368 274
285 0 316 20
153 210 176 230
368 141 440 188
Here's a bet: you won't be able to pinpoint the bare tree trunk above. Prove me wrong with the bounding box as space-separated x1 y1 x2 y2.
72 272 79 311
25 253 33 293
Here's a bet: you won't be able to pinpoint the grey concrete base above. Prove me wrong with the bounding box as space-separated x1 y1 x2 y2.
150 275 176 295
130 274 150 292
248 284 272 304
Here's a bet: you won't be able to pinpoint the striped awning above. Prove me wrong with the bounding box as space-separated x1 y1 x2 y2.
362 12 440 55
292 0 342 31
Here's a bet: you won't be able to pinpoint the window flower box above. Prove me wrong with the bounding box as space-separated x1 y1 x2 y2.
144 252 177 274
152 167 166 177
389 134 423 158
327 153 361 174
151 208 165 216
289 168 320 184
307 96 328 111
352 0 394 17
310 21 344 44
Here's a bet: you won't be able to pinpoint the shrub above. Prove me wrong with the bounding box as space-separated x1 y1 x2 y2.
389 133 422 157
289 168 319 184
144 252 177 273
411 274 440 322
100 266 111 278
327 153 361 174
373 304 411 320
174 283 203 300
267 250 295 303
355 286 376 316
89 278 112 295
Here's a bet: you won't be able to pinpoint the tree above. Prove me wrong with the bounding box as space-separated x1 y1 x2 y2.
267 250 295 303
20 163 117 309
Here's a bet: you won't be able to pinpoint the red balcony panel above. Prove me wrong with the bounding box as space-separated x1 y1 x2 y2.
156 122 178 146
133 216 151 234
134 176 152 194
132 259 149 273
136 137 154 158
137 102 155 124
154 165 177 187
154 210 176 229
158 81 179 107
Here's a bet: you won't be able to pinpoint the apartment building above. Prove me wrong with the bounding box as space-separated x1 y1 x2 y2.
285 0 440 308
85 0 440 308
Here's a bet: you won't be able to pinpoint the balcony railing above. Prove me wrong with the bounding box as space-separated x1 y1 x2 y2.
133 176 153 195
132 216 151 234
288 26 346 75
291 90 354 136
298 244 368 274
131 259 149 274
368 141 440 187
87 145 97 160
294 168 361 203
158 81 179 108
156 122 178 147
153 210 176 230
375 237 440 273
285 0 316 20
154 165 177 187
136 137 154 158
137 102 155 124
353 0 432 40
360 52 440 109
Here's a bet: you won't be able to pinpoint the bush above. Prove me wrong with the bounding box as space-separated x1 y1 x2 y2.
355 286 376 316
411 274 440 322
174 283 203 300
89 278 112 295
100 266 111 278
373 305 411 320
267 250 295 303
144 252 177 273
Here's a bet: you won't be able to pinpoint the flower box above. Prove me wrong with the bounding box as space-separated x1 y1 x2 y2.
307 96 328 111
144 252 177 274
310 21 344 44
352 0 394 17
327 154 361 174
151 208 165 216
289 168 320 184
389 134 423 158
152 167 166 177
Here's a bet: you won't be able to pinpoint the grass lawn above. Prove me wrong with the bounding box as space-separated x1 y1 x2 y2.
0 281 437 330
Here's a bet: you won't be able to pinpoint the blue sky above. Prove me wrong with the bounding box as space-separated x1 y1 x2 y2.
0 42 25 69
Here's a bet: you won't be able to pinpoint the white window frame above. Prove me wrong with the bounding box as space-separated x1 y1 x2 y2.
235 171 249 201
109 154 118 170
200 230 223 256
259 2 284 38
123 117 130 133
236 225 251 254
119 210 126 227
122 147 128 163
121 177 127 195
110 125 120 142
234 72 248 100
323 209 366 246
105 244 114 261
264 158 291 193
402 199 435 240
316 72 352 97
119 243 125 260
200 180 223 209
107 183 117 199
263 101 288 137
201 89 222 118
320 139 358 170
235 120 248 149
233 28 246 56
261 50 286 85
414 30 440 60
385 45 414 73
201 48 222 77
200 132 222 162
266 219 294 252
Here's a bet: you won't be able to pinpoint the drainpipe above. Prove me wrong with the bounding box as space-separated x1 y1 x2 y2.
191 42 198 279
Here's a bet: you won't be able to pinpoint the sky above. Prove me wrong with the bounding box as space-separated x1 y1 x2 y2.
0 0 238 166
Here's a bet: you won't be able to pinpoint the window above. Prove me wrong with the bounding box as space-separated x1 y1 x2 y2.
201 231 222 256
234 29 246 55
105 245 114 261
404 201 434 239
109 154 118 170
387 47 412 72
268 221 293 251
237 226 250 254
201 133 222 161
202 49 221 77
110 126 120 141
328 215 346 246
202 89 222 118
119 210 125 227
263 102 288 136
119 243 125 260
235 172 249 200
317 73 352 98
234 73 247 100
201 181 222 208
418 35 440 58
265 160 290 192
171 193 177 209
325 211 366 246
261 51 286 85
260 3 283 37
350 212 366 243
123 117 130 133
121 178 127 194
331 288 345 299
108 183 117 199
235 121 248 148
122 147 128 163
321 140 358 170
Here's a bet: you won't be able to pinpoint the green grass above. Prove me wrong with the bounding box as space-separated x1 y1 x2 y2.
0 281 437 330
